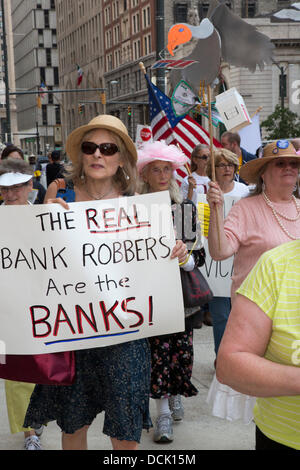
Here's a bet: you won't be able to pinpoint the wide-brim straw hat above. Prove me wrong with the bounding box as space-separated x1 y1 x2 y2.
239 140 300 184
65 114 137 163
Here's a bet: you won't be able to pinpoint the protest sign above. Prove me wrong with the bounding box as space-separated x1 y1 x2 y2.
197 194 240 297
0 192 185 355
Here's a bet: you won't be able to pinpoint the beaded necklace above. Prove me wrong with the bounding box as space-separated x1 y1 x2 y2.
262 191 300 240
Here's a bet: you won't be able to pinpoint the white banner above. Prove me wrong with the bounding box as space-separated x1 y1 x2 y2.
0 192 185 355
197 194 241 297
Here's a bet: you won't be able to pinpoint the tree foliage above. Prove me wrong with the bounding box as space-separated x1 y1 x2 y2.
261 105 300 140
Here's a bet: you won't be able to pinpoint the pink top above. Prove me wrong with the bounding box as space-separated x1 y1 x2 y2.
224 194 300 301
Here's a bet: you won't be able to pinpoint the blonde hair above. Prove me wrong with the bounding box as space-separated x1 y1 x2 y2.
65 129 138 196
206 148 239 180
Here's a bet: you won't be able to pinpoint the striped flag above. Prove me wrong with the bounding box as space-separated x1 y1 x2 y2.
39 82 47 98
152 59 198 69
145 73 221 183
77 64 83 86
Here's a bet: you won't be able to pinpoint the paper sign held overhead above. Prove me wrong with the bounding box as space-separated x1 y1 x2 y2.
215 87 252 132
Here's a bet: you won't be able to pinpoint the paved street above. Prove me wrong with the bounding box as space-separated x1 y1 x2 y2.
0 325 255 451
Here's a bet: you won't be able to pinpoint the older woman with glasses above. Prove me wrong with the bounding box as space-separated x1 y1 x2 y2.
206 140 300 423
180 144 210 204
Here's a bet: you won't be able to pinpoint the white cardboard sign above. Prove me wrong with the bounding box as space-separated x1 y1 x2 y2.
197 194 240 297
0 192 185 355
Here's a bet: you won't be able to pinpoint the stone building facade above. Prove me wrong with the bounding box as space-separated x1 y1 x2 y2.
55 0 300 144
11 0 61 154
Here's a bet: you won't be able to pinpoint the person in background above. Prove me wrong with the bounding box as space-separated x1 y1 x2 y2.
0 145 46 203
220 131 256 184
180 144 210 205
217 240 300 451
46 150 64 187
138 140 203 444
0 158 44 449
205 139 300 423
205 148 249 359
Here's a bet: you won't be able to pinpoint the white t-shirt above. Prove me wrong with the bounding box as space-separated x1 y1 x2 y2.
181 172 210 205
224 181 250 198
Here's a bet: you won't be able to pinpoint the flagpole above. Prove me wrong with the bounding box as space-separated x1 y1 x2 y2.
207 84 221 249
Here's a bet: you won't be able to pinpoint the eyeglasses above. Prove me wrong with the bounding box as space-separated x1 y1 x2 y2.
215 163 235 169
150 166 173 175
81 141 119 156
194 155 208 160
0 182 29 193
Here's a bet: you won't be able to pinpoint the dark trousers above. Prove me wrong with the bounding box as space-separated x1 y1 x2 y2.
256 427 297 451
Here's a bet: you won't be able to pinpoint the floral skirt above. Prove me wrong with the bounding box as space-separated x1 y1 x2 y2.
24 339 152 442
149 325 198 399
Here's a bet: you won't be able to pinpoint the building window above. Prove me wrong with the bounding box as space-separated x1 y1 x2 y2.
55 105 61 125
198 2 209 20
242 0 256 17
53 67 59 85
174 3 188 23
46 48 52 66
42 104 48 125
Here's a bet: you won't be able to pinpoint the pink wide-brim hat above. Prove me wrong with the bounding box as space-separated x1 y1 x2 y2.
137 140 188 173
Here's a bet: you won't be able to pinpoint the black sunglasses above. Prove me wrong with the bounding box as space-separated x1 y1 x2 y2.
194 155 208 160
81 141 119 156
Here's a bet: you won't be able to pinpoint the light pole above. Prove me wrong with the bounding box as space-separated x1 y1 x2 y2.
1 0 11 143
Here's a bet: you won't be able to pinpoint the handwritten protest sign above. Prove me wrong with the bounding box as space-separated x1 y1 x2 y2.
197 194 241 297
0 192 185 355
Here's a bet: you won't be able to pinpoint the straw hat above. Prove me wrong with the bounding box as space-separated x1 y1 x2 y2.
65 114 137 163
137 140 188 173
239 140 300 184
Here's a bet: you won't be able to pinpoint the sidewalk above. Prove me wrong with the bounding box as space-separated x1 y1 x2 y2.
0 325 255 450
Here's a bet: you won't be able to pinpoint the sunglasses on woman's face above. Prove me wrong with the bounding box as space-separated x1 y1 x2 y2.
81 141 119 156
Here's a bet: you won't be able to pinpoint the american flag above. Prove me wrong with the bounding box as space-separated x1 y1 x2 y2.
145 74 221 182
152 59 198 69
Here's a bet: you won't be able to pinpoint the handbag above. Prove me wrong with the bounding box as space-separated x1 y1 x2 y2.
180 266 213 308
0 351 76 385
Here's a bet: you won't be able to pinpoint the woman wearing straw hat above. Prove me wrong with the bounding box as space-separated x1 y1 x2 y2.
205 139 300 423
24 115 188 450
0 158 43 450
137 140 205 444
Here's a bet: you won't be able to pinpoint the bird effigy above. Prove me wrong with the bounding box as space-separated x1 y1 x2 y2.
167 0 274 94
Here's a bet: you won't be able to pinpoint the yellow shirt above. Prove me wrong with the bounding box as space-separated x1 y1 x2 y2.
237 240 300 450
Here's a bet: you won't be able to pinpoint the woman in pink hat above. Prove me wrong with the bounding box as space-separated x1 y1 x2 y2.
137 140 206 444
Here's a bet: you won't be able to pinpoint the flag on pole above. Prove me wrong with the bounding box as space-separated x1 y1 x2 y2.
144 73 221 182
77 64 83 86
39 82 47 98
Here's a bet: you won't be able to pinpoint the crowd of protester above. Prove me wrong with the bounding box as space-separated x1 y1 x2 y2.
0 121 300 452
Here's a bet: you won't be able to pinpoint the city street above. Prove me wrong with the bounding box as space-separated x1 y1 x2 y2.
0 325 255 451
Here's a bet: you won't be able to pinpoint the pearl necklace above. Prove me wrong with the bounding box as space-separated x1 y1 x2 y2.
262 191 300 240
